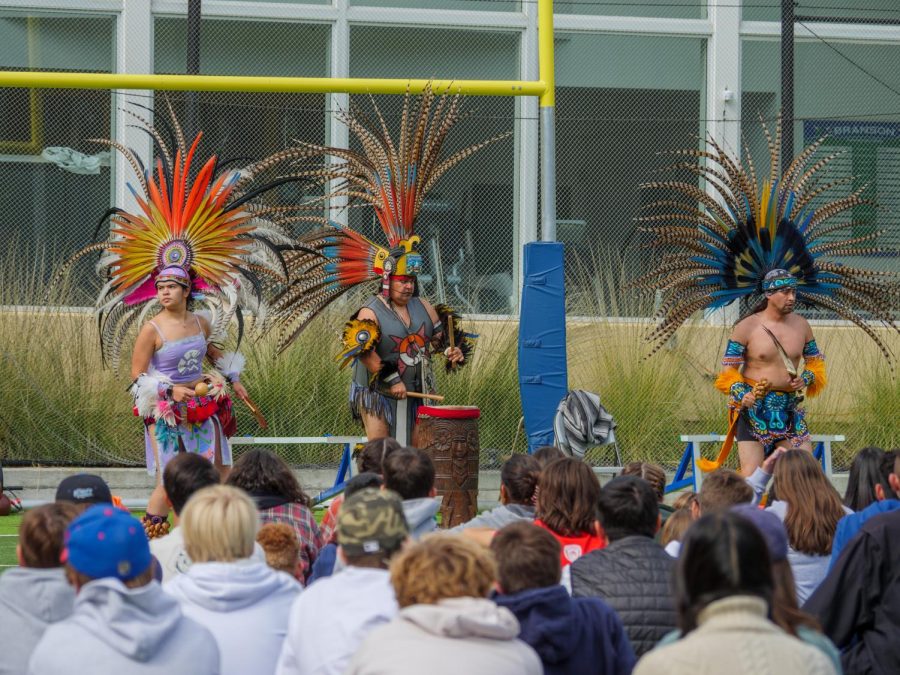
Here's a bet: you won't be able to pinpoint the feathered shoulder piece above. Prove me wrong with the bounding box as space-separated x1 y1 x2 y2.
336 317 380 370
634 115 899 362
268 83 510 354
60 101 296 367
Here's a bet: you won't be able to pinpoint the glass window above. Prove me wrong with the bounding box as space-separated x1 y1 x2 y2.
744 0 900 23
555 32 705 316
555 0 703 20
350 0 518 11
350 26 518 314
154 17 328 77
0 15 115 303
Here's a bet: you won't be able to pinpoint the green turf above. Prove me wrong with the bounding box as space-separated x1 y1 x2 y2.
0 513 23 571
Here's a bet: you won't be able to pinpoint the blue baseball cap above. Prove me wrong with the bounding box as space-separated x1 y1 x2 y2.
62 504 152 581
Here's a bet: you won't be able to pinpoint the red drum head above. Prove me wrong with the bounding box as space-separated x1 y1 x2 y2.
417 405 481 420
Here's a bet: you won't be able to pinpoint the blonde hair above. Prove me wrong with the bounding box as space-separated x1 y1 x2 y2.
390 533 496 608
660 507 693 547
256 522 300 576
181 485 259 563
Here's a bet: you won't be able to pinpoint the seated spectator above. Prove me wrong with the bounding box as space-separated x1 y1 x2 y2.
692 468 753 519
381 447 441 540
346 533 542 675
535 457 604 567
257 523 302 580
621 461 673 524
319 437 399 543
54 473 113 511
276 488 410 675
29 505 218 675
657 505 840 671
491 522 636 675
730 505 841 671
634 512 837 675
308 471 384 583
842 446 895 512
830 449 899 568
453 454 539 531
165 485 299 675
570 475 675 657
660 506 693 558
150 453 220 582
805 504 900 674
748 450 850 604
226 448 323 583
0 503 79 675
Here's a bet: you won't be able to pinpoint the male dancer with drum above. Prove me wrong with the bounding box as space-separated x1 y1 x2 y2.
349 245 465 443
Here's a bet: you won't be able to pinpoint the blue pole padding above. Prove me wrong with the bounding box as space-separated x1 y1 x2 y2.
518 241 567 452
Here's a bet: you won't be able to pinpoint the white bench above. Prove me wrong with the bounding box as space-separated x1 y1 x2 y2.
667 434 845 492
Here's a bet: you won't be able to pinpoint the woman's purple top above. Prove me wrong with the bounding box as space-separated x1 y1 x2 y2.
147 317 207 384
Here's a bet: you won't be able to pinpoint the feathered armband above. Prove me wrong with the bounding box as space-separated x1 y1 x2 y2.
336 318 381 370
130 372 170 418
215 352 246 384
802 340 827 398
434 304 476 373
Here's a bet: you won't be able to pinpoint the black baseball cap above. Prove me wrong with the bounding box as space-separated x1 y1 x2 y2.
55 474 113 505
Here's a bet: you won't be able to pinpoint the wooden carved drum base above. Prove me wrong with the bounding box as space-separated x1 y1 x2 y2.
412 405 480 529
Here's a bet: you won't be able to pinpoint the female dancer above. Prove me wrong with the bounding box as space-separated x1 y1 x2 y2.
131 266 250 522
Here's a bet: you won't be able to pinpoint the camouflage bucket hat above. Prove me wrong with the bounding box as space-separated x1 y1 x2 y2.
338 488 409 556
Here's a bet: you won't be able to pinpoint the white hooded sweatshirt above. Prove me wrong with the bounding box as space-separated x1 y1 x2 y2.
164 558 299 675
0 567 75 675
345 597 542 675
28 577 218 675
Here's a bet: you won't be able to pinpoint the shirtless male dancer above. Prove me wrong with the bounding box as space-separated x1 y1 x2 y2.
716 269 827 476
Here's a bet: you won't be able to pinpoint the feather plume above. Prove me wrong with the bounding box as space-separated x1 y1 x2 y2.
269 83 510 353
634 115 898 363
59 99 299 366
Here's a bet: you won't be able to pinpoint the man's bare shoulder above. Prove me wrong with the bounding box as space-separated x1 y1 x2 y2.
787 312 814 340
731 314 760 341
356 306 378 323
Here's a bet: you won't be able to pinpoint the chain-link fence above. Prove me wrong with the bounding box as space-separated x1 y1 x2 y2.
1 4 898 475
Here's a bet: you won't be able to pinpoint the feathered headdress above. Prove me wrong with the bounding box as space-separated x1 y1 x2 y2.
62 102 296 367
267 84 510 353
634 116 899 361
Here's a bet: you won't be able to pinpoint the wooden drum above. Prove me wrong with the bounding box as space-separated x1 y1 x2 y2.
412 405 481 528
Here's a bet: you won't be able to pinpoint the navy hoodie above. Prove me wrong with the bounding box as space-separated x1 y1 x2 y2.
494 585 636 675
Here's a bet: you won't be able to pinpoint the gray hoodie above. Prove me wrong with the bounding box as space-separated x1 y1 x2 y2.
451 503 535 532
28 577 219 675
164 559 299 675
346 597 542 675
0 567 74 675
403 497 441 540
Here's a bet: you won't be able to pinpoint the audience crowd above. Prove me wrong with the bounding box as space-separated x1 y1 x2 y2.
2 439 898 675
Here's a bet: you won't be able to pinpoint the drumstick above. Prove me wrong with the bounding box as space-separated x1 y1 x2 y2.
241 396 269 429
405 391 445 402
447 315 457 370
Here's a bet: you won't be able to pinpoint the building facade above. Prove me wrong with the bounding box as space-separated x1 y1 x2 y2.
1 0 899 314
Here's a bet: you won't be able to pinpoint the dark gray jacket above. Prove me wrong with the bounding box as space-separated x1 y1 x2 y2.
569 534 676 657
